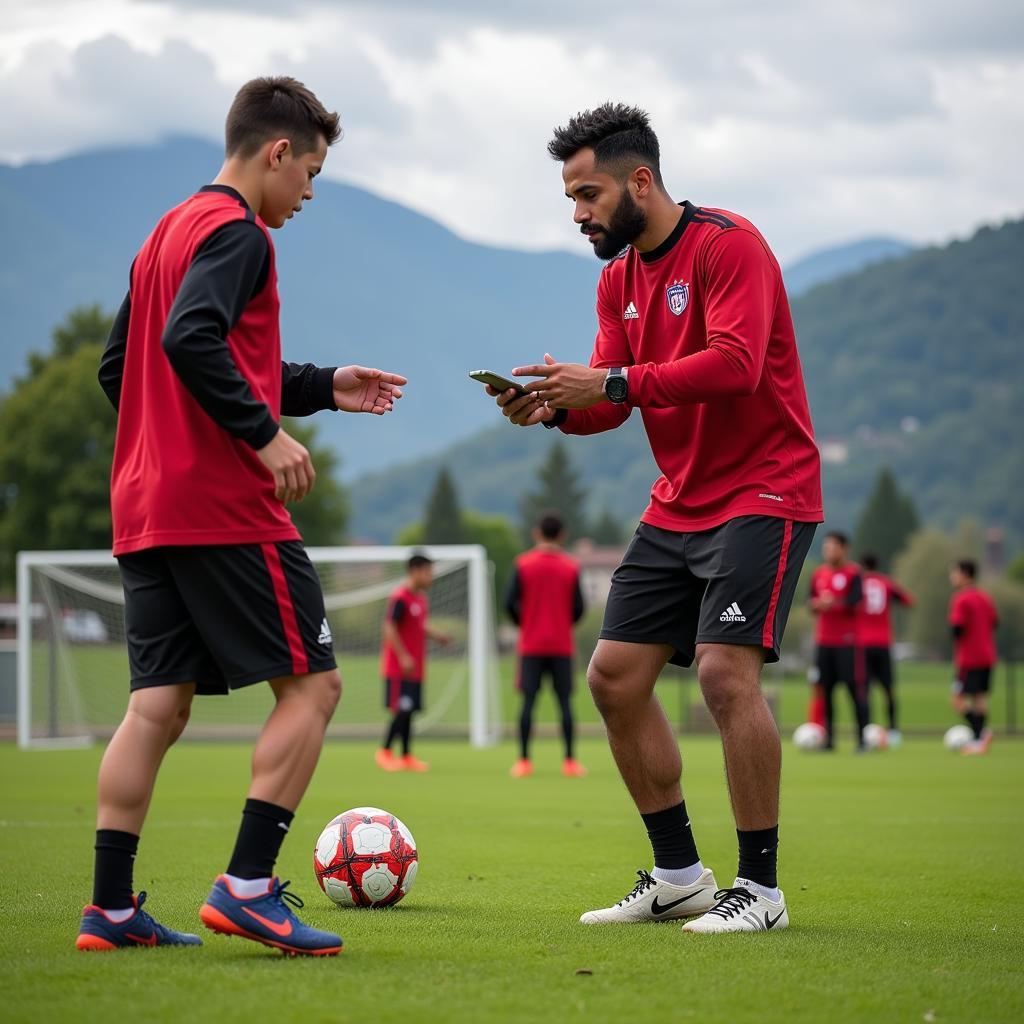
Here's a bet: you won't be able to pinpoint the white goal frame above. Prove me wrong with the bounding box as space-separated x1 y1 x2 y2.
16 545 500 750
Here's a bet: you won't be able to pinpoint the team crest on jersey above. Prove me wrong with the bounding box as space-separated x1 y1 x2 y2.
667 281 689 316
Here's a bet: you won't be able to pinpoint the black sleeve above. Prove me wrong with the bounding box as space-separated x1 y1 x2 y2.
390 599 407 623
845 572 863 608
281 362 337 417
98 290 132 411
952 625 965 640
504 567 521 625
160 220 280 450
573 575 585 623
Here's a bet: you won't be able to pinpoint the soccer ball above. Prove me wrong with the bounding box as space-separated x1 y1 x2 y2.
862 723 889 750
314 807 418 907
943 724 974 752
793 722 827 750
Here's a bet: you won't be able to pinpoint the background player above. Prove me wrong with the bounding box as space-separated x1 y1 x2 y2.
858 553 914 744
376 553 450 772
948 559 999 755
489 103 822 933
504 512 587 778
78 77 406 957
809 532 868 752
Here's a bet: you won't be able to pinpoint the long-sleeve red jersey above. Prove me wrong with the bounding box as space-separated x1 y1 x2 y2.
556 202 822 533
858 571 914 648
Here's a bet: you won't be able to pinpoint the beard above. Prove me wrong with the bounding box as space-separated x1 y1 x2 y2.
583 187 648 260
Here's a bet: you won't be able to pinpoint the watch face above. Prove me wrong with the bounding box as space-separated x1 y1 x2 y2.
605 374 628 403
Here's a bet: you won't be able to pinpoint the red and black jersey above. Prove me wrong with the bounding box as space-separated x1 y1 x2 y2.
949 586 998 670
505 548 585 657
381 585 429 683
553 202 822 532
858 571 914 648
102 186 337 556
810 562 863 647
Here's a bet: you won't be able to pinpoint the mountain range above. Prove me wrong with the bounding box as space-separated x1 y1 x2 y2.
1 137 907 477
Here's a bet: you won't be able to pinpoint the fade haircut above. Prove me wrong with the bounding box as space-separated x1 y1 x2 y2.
225 76 342 158
537 512 566 541
547 103 663 186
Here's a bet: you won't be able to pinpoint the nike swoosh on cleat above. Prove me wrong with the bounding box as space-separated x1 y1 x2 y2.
651 892 701 915
765 910 785 929
242 907 293 937
124 932 158 946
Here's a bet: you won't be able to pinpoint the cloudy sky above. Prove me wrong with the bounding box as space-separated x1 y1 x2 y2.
1 0 1021 262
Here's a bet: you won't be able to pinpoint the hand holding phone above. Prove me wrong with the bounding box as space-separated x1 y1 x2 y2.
468 369 530 396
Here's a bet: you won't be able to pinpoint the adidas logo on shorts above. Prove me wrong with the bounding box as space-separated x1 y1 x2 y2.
318 618 333 645
719 602 747 622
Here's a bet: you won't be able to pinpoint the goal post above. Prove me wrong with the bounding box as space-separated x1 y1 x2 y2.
16 545 502 750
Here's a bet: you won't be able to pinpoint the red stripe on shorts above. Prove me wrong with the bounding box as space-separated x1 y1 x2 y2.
761 520 794 648
261 542 309 676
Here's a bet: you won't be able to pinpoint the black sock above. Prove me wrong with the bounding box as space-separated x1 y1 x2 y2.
401 713 413 756
92 829 139 909
965 711 982 739
226 799 294 879
640 802 700 870
558 696 575 760
737 826 779 889
383 714 401 750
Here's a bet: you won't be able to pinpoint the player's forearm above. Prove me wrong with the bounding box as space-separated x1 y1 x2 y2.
281 362 338 417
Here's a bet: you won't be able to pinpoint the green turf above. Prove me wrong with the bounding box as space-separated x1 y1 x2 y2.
2 735 1022 1024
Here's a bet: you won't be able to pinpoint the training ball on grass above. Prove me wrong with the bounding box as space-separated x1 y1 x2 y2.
862 723 889 750
793 722 827 750
314 807 418 907
943 725 974 752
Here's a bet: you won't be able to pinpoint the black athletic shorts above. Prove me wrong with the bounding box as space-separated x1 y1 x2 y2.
864 646 894 688
601 516 816 667
384 678 423 713
815 645 862 688
118 541 336 695
953 667 992 696
518 655 573 698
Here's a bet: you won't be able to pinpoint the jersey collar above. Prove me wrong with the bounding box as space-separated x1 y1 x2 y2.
198 184 251 210
638 201 696 264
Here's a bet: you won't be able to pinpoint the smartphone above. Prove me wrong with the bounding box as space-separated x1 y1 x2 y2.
468 369 531 396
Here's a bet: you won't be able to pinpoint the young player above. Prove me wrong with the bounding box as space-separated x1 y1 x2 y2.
489 104 821 932
948 559 999 755
79 77 407 956
809 532 868 752
376 553 450 772
858 553 914 743
505 512 587 778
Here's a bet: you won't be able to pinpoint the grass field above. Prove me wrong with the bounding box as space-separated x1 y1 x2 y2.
2 733 1022 1024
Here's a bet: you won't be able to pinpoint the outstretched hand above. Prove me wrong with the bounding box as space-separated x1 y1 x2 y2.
512 353 605 409
333 365 408 414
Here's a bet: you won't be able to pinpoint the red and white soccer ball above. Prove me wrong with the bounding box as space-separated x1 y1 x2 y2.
314 807 418 908
792 722 827 750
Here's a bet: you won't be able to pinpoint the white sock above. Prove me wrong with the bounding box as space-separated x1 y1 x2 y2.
652 861 705 887
101 906 135 923
735 876 781 902
224 874 272 898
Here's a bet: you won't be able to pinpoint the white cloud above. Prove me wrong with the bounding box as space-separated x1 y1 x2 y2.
0 0 1021 262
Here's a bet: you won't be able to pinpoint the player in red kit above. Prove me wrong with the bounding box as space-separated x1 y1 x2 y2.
489 104 821 933
377 553 450 773
948 559 999 755
505 513 587 778
858 553 914 744
808 532 868 753
79 78 406 957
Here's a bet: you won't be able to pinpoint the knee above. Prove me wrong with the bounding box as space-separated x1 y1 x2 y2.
697 657 749 724
320 670 342 718
586 657 625 716
167 704 191 745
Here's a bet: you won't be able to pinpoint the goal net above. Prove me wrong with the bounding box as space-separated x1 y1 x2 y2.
16 545 501 749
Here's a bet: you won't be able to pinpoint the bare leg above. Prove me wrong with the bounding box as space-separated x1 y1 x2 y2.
696 643 778 830
248 669 341 811
587 640 679 813
96 683 195 833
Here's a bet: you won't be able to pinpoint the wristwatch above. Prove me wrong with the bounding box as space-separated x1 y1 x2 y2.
603 367 629 404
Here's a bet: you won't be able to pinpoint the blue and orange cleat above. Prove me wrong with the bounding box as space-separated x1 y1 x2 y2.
200 876 342 957
76 891 202 951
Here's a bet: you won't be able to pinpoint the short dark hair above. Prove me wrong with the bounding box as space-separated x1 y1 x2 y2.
955 559 977 579
861 553 879 571
825 531 849 547
408 552 433 571
548 102 663 186
225 76 342 158
537 512 565 541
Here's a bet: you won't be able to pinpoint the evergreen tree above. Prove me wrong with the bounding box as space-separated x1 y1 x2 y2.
853 466 920 570
589 507 625 546
422 466 466 544
520 440 588 542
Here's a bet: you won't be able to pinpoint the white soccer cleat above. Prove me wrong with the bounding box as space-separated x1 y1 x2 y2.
681 880 789 933
579 868 718 924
